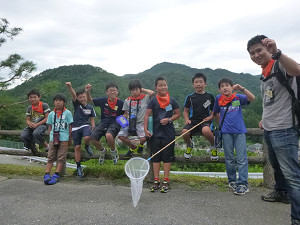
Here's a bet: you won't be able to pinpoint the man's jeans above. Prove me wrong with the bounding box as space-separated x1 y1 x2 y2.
20 125 47 148
222 133 248 186
264 127 300 220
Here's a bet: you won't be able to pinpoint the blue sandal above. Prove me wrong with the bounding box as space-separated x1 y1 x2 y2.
47 174 60 185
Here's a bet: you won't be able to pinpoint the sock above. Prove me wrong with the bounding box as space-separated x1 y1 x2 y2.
55 172 60 176
45 172 50 175
85 144 89 148
187 143 193 148
154 178 160 181
76 162 81 168
138 144 144 147
164 178 169 182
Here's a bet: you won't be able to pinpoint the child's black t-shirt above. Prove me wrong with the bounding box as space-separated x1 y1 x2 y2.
183 92 214 124
147 96 179 139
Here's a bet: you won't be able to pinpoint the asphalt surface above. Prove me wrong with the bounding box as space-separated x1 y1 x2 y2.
0 155 292 225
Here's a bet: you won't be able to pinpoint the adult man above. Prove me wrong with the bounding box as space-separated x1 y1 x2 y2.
247 35 300 225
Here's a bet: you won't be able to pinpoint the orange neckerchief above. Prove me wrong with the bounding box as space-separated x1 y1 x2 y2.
127 94 146 101
262 59 275 78
54 107 66 118
156 93 170 109
31 101 43 114
218 93 238 106
108 98 118 110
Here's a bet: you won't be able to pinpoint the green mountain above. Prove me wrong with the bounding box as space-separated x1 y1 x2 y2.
0 62 263 129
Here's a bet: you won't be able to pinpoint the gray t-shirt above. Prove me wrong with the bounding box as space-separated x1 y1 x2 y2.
26 103 51 124
261 62 299 131
122 94 150 123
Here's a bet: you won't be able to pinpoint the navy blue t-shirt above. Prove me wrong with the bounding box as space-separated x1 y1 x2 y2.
147 96 179 139
93 97 124 126
72 100 96 128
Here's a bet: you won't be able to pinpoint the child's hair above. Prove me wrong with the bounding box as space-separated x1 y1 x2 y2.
76 89 85 96
218 77 233 88
128 79 142 91
106 82 118 91
192 73 207 83
53 93 67 103
247 35 268 52
27 89 41 98
155 77 167 87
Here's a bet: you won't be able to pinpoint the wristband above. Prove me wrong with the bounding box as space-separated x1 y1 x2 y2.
169 118 172 123
271 49 282 60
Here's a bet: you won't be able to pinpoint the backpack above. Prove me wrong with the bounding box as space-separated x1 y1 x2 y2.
263 61 300 127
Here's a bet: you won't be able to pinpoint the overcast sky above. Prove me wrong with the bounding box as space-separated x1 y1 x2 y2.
1 0 300 81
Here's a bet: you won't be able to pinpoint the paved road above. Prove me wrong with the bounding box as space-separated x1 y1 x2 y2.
0 154 292 225
0 176 291 225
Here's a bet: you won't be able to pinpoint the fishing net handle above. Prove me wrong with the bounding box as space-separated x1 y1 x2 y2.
147 120 206 161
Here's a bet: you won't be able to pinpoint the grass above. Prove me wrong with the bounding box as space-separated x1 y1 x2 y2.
0 163 264 192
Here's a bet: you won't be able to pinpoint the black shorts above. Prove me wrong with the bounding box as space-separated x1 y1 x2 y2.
182 121 211 135
150 137 175 163
90 122 121 141
72 126 91 146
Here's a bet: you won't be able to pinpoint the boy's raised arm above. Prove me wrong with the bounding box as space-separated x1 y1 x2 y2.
141 88 155 97
233 84 255 102
85 84 93 103
65 82 77 101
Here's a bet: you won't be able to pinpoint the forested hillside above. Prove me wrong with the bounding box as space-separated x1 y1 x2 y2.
0 62 263 130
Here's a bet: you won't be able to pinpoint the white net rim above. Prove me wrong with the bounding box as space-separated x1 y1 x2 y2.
125 157 150 180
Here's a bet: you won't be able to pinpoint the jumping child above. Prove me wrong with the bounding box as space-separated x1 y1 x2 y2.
66 82 96 177
85 82 124 165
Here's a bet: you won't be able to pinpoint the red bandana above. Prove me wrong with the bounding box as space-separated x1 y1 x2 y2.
218 93 238 106
262 59 275 78
54 107 66 118
31 101 43 114
156 93 170 109
127 94 146 101
108 98 118 110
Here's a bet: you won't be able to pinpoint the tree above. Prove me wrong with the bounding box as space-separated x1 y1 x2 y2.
0 18 36 89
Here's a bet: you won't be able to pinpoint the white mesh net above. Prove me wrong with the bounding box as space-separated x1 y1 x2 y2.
125 157 150 207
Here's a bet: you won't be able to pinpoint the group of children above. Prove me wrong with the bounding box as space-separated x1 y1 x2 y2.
21 73 255 195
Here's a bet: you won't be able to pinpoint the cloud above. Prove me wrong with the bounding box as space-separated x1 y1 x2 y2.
1 0 300 80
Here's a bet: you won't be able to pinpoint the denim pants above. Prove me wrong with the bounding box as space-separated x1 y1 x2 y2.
20 125 47 148
222 133 248 186
264 127 300 220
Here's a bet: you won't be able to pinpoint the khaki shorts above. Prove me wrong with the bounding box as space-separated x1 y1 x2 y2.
47 141 69 164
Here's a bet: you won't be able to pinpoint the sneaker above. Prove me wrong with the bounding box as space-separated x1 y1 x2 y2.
77 166 84 178
184 145 193 160
99 148 106 164
85 145 93 155
124 149 134 159
161 180 169 193
24 147 31 151
210 148 219 161
261 190 290 204
47 174 60 185
111 149 119 165
137 145 144 155
44 174 51 185
234 185 249 195
228 182 237 191
150 179 160 192
292 219 300 225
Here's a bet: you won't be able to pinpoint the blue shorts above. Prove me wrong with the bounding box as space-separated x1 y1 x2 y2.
72 126 91 146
